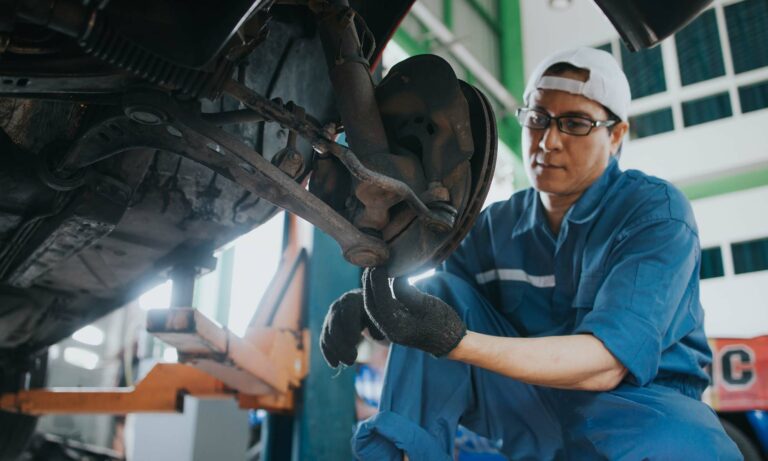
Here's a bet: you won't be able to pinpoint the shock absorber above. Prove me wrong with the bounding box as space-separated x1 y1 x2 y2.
314 0 390 159
314 0 407 234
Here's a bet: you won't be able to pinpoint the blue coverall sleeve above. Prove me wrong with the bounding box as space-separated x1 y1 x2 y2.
573 217 700 386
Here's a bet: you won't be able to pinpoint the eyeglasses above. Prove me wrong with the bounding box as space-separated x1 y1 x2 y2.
515 107 617 136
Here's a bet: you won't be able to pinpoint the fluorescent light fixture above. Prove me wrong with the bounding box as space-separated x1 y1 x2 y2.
63 347 99 370
138 280 173 311
72 325 105 346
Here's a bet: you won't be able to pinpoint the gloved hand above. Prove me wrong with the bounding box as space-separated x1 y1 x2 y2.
320 288 385 367
363 267 467 357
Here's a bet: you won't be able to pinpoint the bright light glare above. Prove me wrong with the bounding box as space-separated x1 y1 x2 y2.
63 347 99 370
49 345 60 360
228 213 284 337
381 40 409 76
408 268 436 285
163 347 178 363
138 280 173 311
72 325 105 346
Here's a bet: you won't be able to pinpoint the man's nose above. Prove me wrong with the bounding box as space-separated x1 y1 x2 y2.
538 121 562 152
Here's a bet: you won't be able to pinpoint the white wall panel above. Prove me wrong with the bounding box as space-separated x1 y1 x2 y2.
622 111 768 183
519 0 615 78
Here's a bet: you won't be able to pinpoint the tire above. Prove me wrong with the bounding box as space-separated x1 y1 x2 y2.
721 418 764 461
0 352 47 461
0 8 339 351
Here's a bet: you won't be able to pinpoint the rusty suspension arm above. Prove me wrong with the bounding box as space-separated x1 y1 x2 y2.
222 80 454 231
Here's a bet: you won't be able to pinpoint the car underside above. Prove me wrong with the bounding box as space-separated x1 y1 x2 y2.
0 0 713 458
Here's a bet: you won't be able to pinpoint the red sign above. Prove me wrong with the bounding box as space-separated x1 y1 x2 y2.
705 336 768 411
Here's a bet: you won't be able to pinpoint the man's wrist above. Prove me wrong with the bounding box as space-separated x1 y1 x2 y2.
446 330 473 361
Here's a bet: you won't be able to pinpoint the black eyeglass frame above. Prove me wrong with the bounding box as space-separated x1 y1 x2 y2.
515 107 618 136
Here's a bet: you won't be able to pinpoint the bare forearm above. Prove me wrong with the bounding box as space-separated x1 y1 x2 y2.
448 332 627 391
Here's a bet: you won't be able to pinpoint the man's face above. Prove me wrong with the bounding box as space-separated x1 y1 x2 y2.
523 72 625 199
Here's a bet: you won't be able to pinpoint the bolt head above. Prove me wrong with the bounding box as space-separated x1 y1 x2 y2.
125 105 167 125
344 246 387 267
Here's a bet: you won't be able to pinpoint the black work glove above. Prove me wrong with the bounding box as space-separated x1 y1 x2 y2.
320 288 386 368
363 267 467 357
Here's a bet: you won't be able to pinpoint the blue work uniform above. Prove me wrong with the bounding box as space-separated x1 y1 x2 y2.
353 158 741 460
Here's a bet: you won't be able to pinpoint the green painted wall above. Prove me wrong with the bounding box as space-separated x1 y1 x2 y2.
680 166 768 201
292 229 359 461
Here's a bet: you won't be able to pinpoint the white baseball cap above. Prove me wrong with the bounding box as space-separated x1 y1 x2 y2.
523 47 631 121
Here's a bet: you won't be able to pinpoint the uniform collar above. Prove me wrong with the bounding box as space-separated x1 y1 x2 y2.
511 157 621 238
511 189 546 239
566 157 621 225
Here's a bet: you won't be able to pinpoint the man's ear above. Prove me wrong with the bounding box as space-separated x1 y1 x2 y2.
610 121 629 155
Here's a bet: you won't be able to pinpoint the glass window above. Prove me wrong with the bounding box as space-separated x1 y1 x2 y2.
682 93 732 127
676 9 726 86
732 237 768 274
629 107 674 139
700 247 725 279
621 42 666 99
725 0 768 74
739 80 768 113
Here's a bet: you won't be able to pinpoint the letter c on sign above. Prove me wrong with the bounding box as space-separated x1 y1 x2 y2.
719 345 756 390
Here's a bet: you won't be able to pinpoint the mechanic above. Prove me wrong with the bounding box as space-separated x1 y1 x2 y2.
320 47 742 460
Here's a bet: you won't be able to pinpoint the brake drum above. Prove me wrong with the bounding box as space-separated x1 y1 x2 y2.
375 55 497 276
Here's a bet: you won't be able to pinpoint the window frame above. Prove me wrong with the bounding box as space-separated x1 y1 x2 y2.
596 1 768 142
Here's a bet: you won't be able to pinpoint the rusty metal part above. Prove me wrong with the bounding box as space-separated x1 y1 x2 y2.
201 109 266 126
315 1 419 234
1 7 487 276
314 0 389 157
272 129 305 178
169 99 390 268
374 57 497 276
424 81 497 270
50 91 389 267
5 61 488 276
222 79 453 230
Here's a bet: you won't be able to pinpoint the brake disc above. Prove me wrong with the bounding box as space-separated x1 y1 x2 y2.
374 55 497 276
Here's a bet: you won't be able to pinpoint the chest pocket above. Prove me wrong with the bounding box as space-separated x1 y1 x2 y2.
571 272 604 309
497 281 527 316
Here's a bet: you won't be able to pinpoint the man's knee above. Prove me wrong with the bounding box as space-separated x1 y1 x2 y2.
566 386 742 460
623 417 740 460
